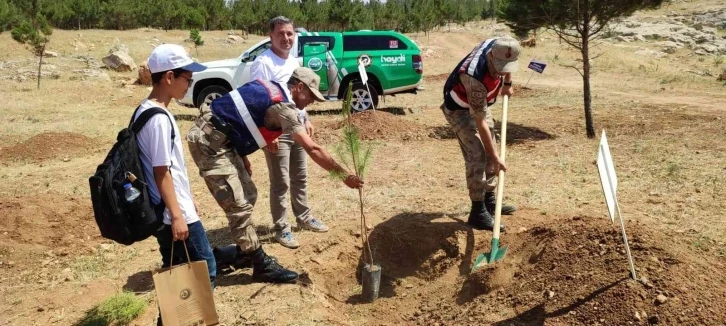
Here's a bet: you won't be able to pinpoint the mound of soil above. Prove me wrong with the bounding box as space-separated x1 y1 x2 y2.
0 195 101 272
328 211 724 325
316 110 428 143
403 216 726 325
0 132 95 163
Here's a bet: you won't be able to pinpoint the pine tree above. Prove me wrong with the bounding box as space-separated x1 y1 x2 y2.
11 0 51 89
0 0 19 32
379 0 404 31
99 0 134 30
328 0 354 30
332 82 374 268
231 0 255 33
501 0 665 138
189 28 203 57
349 1 373 31
300 0 329 31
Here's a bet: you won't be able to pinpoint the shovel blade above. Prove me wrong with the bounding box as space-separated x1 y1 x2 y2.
471 239 508 272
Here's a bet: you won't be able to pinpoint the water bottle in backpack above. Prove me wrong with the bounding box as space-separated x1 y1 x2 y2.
124 183 141 202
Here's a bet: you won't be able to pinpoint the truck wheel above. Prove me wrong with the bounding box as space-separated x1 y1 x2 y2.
196 85 230 109
349 82 379 112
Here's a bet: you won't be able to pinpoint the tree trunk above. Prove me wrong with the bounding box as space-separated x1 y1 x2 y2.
582 43 595 138
36 43 45 90
581 0 596 138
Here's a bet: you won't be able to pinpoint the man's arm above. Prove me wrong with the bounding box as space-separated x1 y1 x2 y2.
291 131 363 189
269 103 362 188
501 72 514 97
504 72 512 84
460 74 507 172
303 110 314 137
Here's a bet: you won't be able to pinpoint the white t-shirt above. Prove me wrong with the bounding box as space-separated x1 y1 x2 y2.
250 48 307 123
133 99 199 225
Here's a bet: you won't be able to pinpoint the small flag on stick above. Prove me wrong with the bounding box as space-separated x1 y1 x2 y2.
524 59 547 89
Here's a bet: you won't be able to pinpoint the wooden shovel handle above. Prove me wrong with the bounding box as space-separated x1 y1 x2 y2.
492 95 509 240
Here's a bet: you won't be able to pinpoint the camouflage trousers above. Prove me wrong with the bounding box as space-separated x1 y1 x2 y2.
187 113 260 253
441 103 499 201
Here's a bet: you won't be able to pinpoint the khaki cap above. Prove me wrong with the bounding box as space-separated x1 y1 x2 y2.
291 67 326 102
490 37 521 73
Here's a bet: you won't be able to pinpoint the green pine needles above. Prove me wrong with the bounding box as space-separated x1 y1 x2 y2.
11 13 52 89
189 28 204 57
332 82 375 267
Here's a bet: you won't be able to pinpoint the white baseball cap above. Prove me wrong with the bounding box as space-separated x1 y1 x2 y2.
147 44 207 74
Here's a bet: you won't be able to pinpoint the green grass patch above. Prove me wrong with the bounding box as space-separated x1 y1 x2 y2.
74 292 147 326
71 253 106 282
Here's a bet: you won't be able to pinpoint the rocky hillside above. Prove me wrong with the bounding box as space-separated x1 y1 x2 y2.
607 7 726 56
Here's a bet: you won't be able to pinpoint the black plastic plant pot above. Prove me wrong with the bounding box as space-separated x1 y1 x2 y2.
361 263 381 302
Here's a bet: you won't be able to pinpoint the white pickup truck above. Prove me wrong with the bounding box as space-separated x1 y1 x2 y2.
178 30 424 111
178 37 297 109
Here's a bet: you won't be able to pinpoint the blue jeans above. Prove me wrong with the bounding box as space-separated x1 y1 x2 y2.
154 220 217 288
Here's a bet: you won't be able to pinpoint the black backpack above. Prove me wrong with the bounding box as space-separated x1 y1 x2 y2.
88 106 175 245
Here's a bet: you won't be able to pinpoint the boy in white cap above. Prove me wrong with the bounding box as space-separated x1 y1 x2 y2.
441 36 521 232
134 44 216 290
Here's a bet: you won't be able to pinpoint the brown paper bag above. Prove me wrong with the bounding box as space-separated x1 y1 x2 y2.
152 242 219 326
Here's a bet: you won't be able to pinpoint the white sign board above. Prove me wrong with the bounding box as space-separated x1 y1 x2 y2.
595 130 638 280
597 130 618 223
358 61 368 86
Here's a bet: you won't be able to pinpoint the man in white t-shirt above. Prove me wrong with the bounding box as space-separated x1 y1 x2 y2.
134 44 216 299
250 16 324 249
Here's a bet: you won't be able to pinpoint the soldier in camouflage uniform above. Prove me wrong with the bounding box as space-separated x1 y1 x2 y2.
441 37 521 232
187 67 363 283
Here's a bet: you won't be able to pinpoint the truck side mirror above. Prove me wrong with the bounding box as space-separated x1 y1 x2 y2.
241 52 250 63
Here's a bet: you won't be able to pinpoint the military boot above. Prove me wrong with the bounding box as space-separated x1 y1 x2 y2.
484 192 517 215
213 245 253 274
247 247 298 283
467 201 505 232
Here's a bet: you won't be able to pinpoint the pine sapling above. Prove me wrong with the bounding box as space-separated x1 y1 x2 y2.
11 14 52 89
190 28 204 57
332 82 374 267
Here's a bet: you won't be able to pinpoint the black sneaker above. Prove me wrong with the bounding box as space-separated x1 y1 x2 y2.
213 245 253 274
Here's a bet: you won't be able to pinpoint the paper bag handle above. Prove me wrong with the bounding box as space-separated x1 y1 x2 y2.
168 240 193 273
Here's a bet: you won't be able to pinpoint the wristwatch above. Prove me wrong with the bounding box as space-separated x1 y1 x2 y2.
503 81 513 86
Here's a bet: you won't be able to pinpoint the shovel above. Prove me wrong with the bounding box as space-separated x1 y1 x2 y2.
472 95 510 271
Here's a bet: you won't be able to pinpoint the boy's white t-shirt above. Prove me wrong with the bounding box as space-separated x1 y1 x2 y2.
250 48 307 123
133 99 199 225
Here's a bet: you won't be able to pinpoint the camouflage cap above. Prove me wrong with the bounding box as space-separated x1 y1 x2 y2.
490 37 521 73
291 67 326 102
